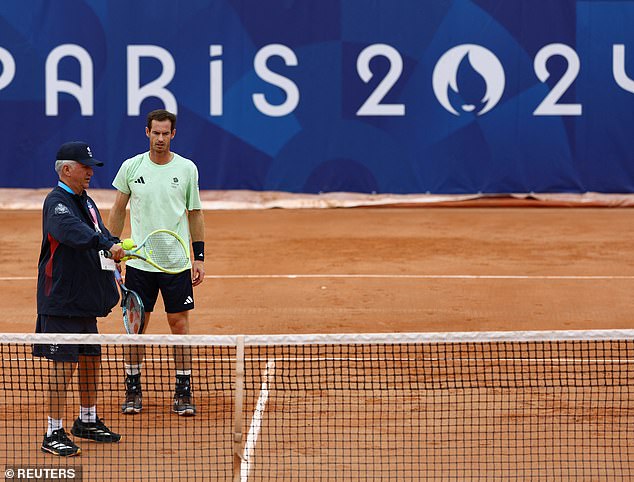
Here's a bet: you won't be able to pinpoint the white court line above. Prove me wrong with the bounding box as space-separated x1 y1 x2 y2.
207 274 634 280
0 356 634 364
3 274 634 281
241 359 275 482
6 356 634 362
6 356 634 364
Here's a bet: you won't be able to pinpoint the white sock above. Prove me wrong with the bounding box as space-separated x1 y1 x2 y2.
80 405 97 423
125 364 142 376
47 417 62 437
176 370 191 376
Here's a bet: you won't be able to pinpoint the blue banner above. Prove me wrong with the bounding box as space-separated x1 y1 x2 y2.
1 0 633 194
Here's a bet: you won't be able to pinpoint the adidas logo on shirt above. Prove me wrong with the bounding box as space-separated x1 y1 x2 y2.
183 296 193 305
134 176 146 184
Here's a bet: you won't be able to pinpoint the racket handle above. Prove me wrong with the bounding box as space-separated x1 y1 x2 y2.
104 249 130 260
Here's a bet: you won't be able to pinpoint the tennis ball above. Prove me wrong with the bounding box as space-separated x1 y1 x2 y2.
121 238 135 250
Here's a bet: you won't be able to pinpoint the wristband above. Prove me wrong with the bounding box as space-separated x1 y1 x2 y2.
192 241 205 261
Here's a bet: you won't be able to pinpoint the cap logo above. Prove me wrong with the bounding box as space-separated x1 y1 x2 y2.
86 146 93 158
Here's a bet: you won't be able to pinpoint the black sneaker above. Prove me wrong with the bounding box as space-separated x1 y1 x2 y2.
173 393 196 416
122 374 142 414
71 418 121 443
121 390 142 414
41 428 81 456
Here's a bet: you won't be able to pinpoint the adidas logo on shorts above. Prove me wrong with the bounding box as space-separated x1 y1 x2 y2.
183 296 193 305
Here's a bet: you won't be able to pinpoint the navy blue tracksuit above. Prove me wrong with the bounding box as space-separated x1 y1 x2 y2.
37 186 120 318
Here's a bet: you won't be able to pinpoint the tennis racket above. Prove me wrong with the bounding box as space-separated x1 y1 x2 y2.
107 229 190 274
114 269 145 334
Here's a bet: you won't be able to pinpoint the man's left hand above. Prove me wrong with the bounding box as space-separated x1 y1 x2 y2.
192 260 205 286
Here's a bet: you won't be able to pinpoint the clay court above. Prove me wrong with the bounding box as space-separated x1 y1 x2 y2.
2 204 634 335
1 201 633 481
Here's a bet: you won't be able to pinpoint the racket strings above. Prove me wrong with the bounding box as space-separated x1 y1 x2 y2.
124 294 144 334
145 231 189 271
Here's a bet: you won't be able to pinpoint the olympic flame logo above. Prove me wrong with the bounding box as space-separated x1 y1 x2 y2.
432 44 505 116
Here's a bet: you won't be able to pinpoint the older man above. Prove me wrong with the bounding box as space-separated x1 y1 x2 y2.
34 141 124 456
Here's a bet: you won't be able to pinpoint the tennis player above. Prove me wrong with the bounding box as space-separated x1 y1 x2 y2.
108 109 205 416
34 141 124 456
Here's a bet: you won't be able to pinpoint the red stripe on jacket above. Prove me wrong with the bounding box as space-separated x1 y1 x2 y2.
45 234 59 296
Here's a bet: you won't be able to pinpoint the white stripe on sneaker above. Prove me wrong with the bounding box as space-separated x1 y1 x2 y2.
50 441 73 449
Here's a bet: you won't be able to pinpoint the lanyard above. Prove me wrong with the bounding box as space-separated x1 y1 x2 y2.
57 182 101 234
86 198 102 233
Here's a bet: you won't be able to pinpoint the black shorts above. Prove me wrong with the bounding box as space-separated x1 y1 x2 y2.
32 315 100 362
125 265 194 314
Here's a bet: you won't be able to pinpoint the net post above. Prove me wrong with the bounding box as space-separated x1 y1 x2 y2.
233 335 245 482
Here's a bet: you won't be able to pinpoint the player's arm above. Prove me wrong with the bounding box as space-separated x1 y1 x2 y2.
108 190 130 238
94 204 126 261
188 209 205 286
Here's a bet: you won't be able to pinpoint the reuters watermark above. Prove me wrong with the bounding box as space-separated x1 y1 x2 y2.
4 466 82 481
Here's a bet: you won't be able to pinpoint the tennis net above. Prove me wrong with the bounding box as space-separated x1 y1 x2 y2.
0 330 633 481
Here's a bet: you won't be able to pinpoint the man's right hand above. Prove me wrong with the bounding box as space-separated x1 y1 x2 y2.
109 243 125 262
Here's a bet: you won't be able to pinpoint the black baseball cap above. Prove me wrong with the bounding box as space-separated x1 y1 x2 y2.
56 141 104 167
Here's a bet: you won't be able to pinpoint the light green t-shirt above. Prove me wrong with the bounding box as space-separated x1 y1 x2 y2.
112 151 202 272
